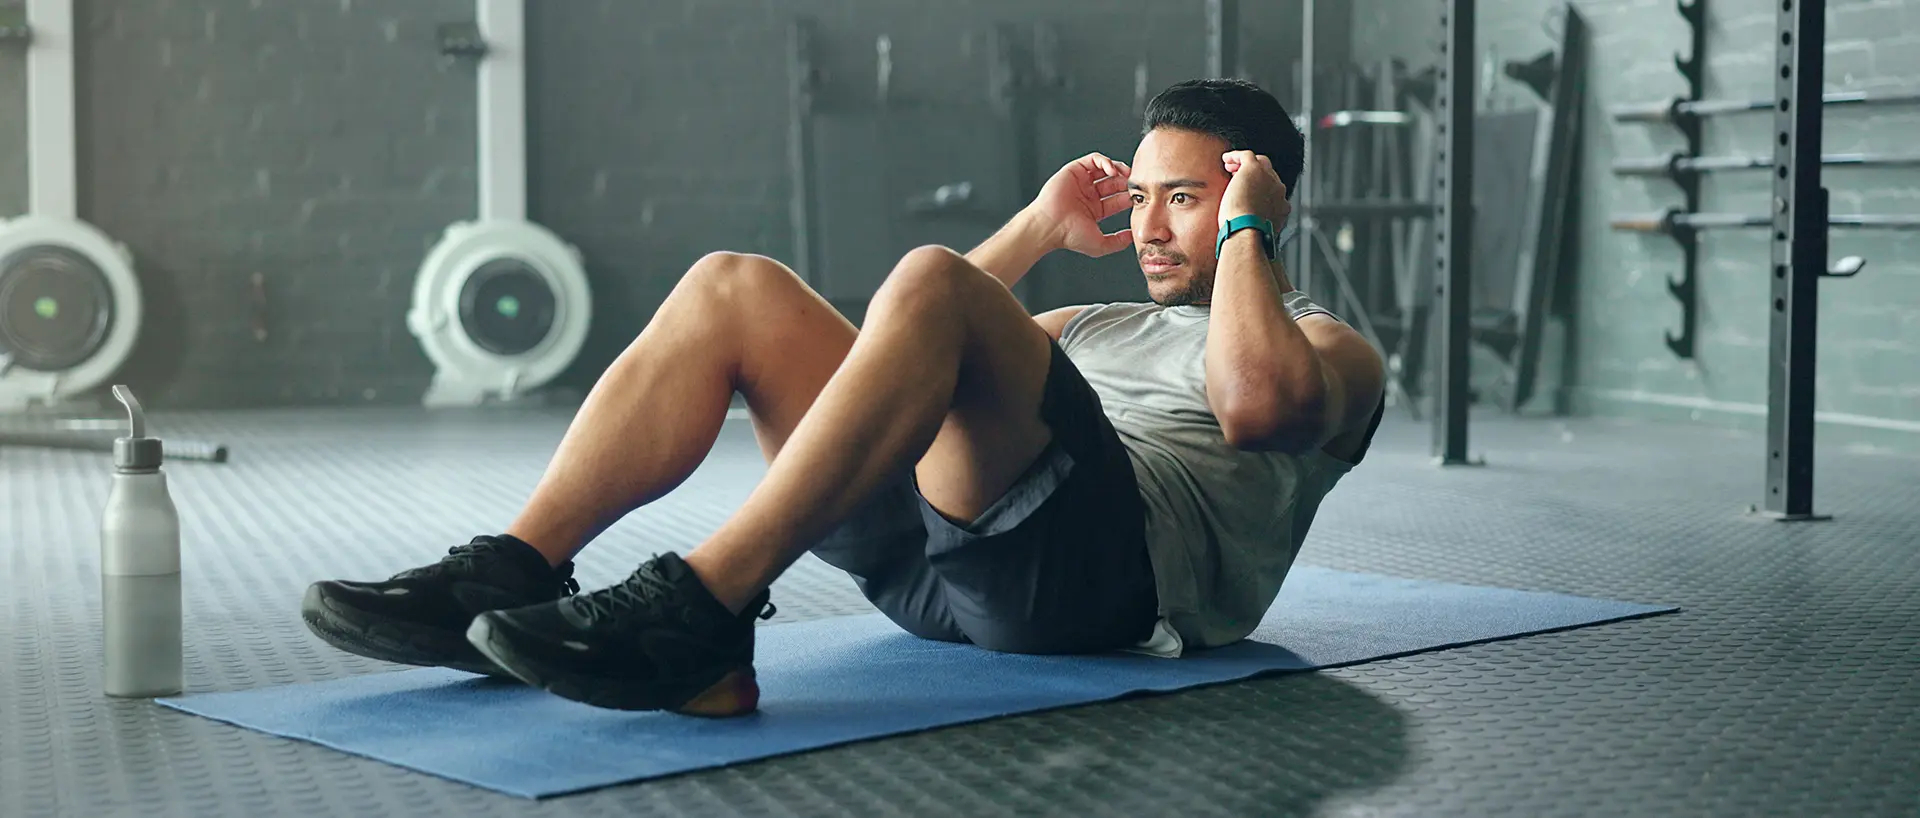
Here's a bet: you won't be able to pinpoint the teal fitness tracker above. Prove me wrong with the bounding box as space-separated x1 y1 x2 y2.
1215 214 1277 260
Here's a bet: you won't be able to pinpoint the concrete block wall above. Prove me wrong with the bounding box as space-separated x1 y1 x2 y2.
0 0 1334 410
0 24 20 217
1353 0 1920 455
72 0 475 407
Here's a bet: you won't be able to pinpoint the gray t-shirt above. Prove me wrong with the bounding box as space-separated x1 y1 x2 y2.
1058 292 1372 656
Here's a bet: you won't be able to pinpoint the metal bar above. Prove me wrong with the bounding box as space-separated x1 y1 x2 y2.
1400 70 1439 419
1205 0 1238 78
1832 214 1920 226
1319 110 1413 128
1612 88 1920 123
0 431 231 463
1433 0 1474 464
1379 59 1422 421
1610 210 1920 231
787 19 820 287
1296 0 1316 297
1613 151 1920 175
1679 212 1771 228
26 0 78 219
1764 0 1828 520
474 0 526 223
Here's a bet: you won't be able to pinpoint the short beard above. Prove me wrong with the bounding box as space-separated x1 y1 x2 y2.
1151 271 1214 307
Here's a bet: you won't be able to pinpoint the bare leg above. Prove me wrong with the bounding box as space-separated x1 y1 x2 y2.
506 252 855 566
684 246 1058 612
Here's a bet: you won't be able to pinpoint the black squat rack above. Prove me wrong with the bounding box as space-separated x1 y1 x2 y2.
1610 0 1887 520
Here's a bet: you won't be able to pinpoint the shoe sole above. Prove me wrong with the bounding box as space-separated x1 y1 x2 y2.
465 614 759 717
300 584 513 679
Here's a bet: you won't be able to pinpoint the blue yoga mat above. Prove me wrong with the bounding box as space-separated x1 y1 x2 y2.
158 567 1675 799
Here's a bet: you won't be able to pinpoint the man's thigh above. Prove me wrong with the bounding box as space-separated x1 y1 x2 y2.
814 341 1159 654
918 340 1160 654
895 251 1058 527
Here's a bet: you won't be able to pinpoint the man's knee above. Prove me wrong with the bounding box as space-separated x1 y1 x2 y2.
895 244 967 271
683 251 807 303
870 245 978 314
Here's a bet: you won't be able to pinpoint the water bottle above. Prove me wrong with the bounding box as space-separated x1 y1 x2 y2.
100 385 183 698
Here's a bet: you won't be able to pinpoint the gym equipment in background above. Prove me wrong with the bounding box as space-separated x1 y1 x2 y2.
1610 86 1920 124
1610 0 1871 520
0 0 141 413
1610 211 1920 232
1483 4 1587 414
408 0 590 408
0 0 228 463
1301 0 1486 459
1612 151 1920 176
1610 1 1903 369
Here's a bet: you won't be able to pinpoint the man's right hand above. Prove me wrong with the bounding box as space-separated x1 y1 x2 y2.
1024 153 1135 259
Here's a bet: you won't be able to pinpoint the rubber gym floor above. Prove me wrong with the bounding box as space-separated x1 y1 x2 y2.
4 405 1916 817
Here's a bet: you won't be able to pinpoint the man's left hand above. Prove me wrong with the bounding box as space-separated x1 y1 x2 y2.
1025 152 1135 258
1219 151 1291 226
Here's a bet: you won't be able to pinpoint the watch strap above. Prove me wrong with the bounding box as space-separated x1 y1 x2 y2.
1216 214 1277 260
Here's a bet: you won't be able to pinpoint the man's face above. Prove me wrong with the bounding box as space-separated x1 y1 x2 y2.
1128 127 1233 307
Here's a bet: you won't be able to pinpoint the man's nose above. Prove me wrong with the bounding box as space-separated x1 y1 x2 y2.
1136 206 1173 240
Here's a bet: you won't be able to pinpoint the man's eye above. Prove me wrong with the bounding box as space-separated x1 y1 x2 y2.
1172 193 1190 204
1131 194 1146 205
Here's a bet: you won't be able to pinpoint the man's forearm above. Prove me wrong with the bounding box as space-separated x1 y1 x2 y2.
965 210 1058 290
1204 231 1329 445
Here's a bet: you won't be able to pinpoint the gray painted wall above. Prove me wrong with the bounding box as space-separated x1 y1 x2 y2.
0 0 1335 409
1353 0 1920 454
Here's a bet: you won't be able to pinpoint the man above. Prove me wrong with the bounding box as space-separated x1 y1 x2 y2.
302 78 1386 717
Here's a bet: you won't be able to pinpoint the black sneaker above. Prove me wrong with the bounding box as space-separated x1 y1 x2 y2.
464 551 775 716
301 535 581 678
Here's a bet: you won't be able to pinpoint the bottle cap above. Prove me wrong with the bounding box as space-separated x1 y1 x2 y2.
111 385 163 470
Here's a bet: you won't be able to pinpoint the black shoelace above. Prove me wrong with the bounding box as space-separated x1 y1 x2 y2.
570 565 681 626
399 540 580 596
437 542 498 573
569 564 778 627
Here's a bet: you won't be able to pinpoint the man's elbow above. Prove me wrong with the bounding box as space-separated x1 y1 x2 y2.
1219 397 1328 454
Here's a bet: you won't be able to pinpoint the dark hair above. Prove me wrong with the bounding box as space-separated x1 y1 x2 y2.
1141 79 1305 200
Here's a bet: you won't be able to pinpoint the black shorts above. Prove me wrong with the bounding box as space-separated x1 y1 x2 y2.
808 340 1160 655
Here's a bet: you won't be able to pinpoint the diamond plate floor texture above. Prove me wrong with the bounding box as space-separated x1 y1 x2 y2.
4 405 1917 817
